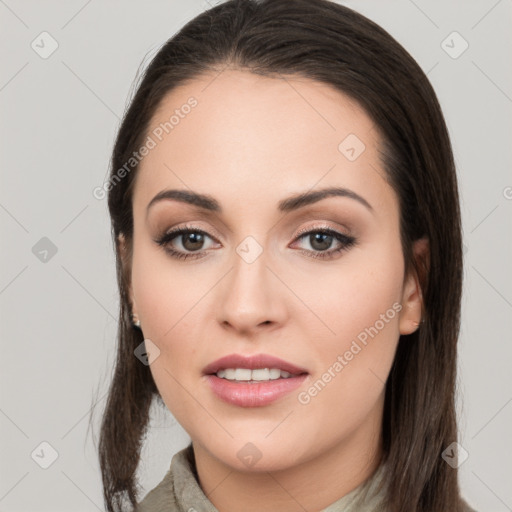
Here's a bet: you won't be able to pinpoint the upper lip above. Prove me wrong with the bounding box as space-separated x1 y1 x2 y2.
202 353 309 376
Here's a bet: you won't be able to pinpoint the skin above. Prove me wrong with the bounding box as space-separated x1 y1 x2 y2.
119 69 427 512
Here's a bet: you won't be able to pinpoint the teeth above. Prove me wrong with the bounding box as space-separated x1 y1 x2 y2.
224 369 235 379
215 368 296 381
234 368 252 381
251 368 269 380
269 368 281 379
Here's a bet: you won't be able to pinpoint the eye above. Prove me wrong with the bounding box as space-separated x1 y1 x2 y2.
291 227 356 260
154 225 218 261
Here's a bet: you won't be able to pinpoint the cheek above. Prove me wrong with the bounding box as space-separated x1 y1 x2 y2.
301 243 404 396
131 255 196 421
130 241 210 412
302 243 403 346
131 240 201 338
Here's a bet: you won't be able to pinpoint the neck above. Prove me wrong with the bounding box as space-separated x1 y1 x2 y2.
192 399 384 512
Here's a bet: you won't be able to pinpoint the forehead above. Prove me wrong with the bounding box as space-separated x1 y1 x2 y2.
132 69 393 216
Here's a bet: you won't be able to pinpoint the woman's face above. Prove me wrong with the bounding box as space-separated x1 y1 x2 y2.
122 70 424 472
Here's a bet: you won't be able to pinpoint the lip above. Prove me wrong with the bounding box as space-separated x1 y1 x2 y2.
202 353 308 376
205 374 308 407
202 353 309 408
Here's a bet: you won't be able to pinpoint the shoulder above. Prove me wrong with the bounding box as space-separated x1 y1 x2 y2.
135 444 197 512
135 466 178 512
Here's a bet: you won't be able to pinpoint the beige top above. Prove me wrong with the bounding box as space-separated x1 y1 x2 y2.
135 444 477 512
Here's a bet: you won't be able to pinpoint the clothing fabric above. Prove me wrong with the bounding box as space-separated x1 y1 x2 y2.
135 444 477 512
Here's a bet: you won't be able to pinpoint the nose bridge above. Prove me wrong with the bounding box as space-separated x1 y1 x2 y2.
230 235 273 302
217 234 285 330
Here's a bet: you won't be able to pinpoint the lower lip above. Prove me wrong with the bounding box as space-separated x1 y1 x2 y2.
205 374 308 407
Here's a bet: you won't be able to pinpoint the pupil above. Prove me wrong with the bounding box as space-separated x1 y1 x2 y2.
311 233 332 251
183 233 203 250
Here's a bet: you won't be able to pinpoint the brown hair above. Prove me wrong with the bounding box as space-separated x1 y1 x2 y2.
97 0 464 510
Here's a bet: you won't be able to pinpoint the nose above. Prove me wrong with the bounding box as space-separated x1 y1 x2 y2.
216 246 288 337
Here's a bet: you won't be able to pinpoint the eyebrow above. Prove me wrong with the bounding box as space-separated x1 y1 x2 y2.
146 186 374 216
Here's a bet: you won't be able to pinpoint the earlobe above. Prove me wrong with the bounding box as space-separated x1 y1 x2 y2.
399 237 429 335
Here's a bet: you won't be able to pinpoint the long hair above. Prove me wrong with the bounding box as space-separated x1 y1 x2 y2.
98 1 464 510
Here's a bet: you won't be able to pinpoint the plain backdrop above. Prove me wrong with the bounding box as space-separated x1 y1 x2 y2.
1 0 511 511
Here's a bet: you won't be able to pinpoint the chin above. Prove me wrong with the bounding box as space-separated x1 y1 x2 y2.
199 435 310 473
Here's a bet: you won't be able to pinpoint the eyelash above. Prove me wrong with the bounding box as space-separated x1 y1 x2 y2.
154 224 357 261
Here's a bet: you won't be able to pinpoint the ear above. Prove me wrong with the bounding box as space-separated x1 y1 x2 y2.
399 237 429 335
117 233 136 312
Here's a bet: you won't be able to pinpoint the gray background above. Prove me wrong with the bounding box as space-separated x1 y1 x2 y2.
1 0 511 510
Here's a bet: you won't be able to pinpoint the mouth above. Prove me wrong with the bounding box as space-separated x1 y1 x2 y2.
202 353 309 407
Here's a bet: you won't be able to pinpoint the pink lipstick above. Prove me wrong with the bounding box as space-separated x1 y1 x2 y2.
202 353 309 407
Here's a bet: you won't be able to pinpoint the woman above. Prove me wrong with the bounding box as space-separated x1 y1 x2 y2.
98 0 476 510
